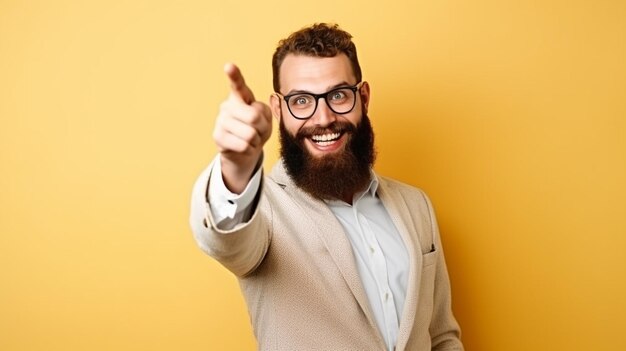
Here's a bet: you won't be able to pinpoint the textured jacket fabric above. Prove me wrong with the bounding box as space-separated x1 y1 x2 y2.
190 160 463 350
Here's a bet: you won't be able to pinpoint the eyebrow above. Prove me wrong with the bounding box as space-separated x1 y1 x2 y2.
285 81 354 96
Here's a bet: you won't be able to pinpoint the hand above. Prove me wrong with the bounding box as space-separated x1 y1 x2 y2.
213 63 272 194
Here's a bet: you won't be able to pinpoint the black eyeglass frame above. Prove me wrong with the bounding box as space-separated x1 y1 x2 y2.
274 81 365 120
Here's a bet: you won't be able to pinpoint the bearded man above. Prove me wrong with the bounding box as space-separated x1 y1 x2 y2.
190 23 463 351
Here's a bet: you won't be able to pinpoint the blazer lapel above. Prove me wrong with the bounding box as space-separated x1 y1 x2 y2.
269 161 381 338
377 178 423 351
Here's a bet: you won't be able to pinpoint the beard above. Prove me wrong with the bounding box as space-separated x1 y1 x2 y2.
279 111 376 202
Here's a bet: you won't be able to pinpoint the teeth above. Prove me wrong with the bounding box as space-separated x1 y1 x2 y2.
311 133 340 142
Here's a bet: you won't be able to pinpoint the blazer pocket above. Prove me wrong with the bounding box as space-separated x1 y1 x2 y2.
422 249 438 268
418 250 438 315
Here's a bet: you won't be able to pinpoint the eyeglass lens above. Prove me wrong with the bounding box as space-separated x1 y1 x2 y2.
287 87 356 119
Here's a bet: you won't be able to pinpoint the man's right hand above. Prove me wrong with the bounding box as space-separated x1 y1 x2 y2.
213 63 272 194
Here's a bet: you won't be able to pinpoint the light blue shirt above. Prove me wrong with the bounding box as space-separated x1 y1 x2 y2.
206 156 410 351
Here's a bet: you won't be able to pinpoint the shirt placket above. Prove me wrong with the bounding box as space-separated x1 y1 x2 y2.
353 201 399 351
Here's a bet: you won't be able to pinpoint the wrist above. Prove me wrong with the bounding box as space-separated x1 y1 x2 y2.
219 152 262 194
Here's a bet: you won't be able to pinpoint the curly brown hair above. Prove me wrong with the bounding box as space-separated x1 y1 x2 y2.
271 23 362 92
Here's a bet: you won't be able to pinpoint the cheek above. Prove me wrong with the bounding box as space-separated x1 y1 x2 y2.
283 117 306 136
345 110 363 127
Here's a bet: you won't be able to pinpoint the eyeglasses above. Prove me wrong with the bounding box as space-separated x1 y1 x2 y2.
275 82 364 120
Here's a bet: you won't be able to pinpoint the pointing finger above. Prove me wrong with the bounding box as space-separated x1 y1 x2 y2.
224 63 255 104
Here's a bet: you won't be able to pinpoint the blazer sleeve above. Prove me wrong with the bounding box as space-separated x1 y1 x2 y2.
422 191 464 351
189 162 271 277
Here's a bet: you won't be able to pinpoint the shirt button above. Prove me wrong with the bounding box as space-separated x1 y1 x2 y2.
369 246 375 253
384 292 389 301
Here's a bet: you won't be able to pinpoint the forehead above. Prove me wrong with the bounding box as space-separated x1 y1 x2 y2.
279 53 356 93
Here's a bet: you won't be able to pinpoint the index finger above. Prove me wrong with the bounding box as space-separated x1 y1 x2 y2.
224 63 255 104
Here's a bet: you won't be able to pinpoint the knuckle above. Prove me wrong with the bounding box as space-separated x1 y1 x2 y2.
251 102 267 116
244 131 255 142
219 99 230 112
240 127 256 143
233 142 249 154
212 128 220 141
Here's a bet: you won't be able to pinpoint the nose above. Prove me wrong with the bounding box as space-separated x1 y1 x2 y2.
310 97 336 127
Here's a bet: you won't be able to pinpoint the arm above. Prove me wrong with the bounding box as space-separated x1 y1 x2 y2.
189 63 273 277
206 154 263 230
423 194 464 351
430 237 464 350
189 158 270 277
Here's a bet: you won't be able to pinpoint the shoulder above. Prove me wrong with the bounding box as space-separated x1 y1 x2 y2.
376 174 437 218
377 174 429 199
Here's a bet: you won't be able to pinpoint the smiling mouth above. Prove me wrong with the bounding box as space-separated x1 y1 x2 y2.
310 132 342 146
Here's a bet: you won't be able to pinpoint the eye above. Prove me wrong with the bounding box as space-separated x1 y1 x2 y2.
330 91 346 100
291 95 312 106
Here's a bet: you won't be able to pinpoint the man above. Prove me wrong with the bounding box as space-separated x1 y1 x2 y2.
190 23 463 350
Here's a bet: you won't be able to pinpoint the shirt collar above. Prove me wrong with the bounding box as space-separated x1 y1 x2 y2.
366 170 380 197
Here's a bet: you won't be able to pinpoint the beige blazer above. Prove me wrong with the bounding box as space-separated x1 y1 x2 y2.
190 160 463 350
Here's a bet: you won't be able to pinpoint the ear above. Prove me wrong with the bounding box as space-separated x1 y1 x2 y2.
269 93 282 122
360 81 371 113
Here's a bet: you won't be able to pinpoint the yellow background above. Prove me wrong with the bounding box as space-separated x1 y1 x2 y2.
1 0 625 350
